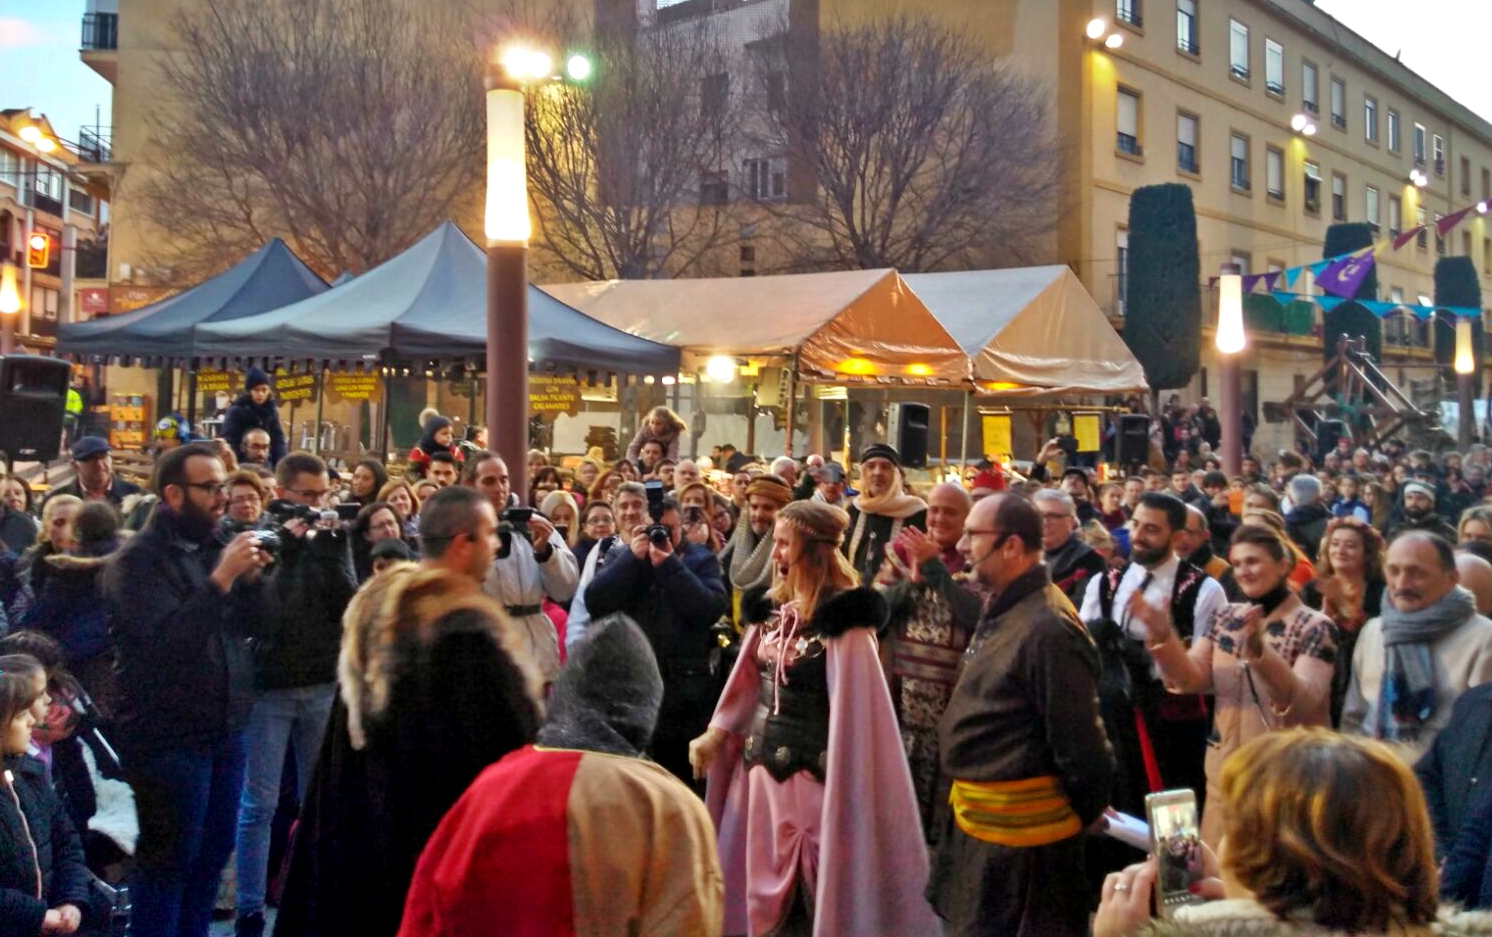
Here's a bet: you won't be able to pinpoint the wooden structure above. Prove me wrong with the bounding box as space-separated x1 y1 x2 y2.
1262 335 1435 449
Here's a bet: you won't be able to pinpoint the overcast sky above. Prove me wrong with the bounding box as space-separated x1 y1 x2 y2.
1 0 1489 149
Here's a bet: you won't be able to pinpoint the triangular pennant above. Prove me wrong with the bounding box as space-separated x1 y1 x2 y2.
1437 206 1475 236
1285 267 1302 289
1408 304 1435 321
1393 226 1424 251
1317 296 1347 312
1261 271 1281 292
1309 260 1332 278
1271 290 1299 306
1359 300 1401 317
1317 247 1377 299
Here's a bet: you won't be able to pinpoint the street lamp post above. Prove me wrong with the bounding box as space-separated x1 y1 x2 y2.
0 262 21 355
1455 316 1476 449
1216 264 1247 476
485 50 543 481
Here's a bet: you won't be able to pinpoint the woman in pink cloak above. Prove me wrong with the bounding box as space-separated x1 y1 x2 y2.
690 500 940 936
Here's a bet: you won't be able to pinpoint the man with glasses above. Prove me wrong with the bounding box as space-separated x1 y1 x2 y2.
47 435 142 509
566 482 646 652
930 493 1114 937
239 428 274 467
102 442 272 937
1034 489 1106 605
225 470 269 528
234 451 358 937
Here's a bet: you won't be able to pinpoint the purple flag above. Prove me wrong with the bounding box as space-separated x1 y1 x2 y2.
1316 248 1376 299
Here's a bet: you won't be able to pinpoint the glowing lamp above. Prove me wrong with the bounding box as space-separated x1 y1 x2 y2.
839 357 876 376
18 125 41 144
484 87 530 243
1291 114 1308 132
1455 318 1476 376
566 54 592 81
1216 265 1246 355
1105 33 1124 49
1302 123 1317 137
1480 202 1489 215
0 263 20 315
905 363 933 377
1086 19 1107 39
705 355 737 383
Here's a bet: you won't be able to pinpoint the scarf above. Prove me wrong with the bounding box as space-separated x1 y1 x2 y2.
728 519 776 593
1378 585 1477 742
853 470 926 520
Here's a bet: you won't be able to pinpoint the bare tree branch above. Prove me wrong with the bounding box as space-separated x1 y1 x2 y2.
138 0 485 283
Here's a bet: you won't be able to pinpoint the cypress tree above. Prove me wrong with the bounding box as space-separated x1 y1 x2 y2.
1122 184 1201 406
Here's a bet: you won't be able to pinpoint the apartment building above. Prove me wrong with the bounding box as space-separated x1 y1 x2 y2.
0 109 110 350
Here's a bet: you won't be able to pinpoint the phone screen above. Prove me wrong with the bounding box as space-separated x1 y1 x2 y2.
1146 790 1203 918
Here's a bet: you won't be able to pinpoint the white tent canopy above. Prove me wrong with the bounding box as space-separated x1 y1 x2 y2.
541 268 969 384
904 266 1149 397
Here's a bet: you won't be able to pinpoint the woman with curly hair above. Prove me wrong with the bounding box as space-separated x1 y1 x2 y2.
1300 516 1386 726
625 405 687 464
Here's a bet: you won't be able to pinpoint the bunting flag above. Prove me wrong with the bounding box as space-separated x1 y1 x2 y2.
1438 205 1476 236
1285 266 1302 289
1393 226 1425 251
1267 291 1483 320
1317 295 1347 312
1316 246 1377 299
1309 260 1332 278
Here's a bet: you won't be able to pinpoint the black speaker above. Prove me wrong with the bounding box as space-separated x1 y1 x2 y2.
1116 414 1151 468
889 402 930 469
1316 419 1346 461
0 355 70 463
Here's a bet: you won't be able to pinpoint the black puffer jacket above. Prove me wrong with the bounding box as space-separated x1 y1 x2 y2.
0 755 92 936
220 388 287 467
101 506 264 753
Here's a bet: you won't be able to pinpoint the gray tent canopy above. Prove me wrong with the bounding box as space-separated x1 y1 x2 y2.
58 238 329 366
193 221 681 376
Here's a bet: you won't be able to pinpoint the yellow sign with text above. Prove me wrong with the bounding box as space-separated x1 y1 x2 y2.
1073 413 1101 453
326 373 382 403
529 375 582 418
273 369 319 403
982 414 1013 460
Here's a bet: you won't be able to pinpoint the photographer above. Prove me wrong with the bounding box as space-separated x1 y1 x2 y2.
465 452 577 688
565 482 648 653
233 452 358 937
585 486 727 785
101 442 271 937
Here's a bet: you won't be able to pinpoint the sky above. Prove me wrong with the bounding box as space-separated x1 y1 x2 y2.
0 0 1489 147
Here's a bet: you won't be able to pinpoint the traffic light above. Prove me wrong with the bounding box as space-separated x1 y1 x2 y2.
25 232 49 269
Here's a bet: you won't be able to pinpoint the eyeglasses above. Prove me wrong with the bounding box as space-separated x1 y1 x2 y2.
228 495 262 506
182 482 227 498
289 488 330 501
1039 512 1073 523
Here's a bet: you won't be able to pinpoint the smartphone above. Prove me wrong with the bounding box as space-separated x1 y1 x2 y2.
1145 789 1204 919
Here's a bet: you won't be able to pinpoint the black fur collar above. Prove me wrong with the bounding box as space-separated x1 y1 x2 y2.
740 585 887 638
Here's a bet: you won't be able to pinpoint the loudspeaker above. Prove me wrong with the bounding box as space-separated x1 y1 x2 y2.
888 402 930 469
0 356 70 463
1116 414 1151 468
1316 419 1346 461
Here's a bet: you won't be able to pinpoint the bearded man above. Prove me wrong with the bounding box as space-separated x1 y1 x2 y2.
719 474 792 623
843 443 927 585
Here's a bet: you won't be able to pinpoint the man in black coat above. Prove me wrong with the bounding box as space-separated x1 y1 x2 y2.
101 442 271 937
1034 489 1106 606
1416 682 1492 860
585 494 727 786
220 368 288 469
45 436 141 509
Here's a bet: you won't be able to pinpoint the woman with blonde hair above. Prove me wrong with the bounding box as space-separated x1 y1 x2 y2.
690 499 938 936
625 405 688 464
538 490 581 549
1458 505 1492 546
377 479 423 542
1136 524 1337 846
1095 728 1476 937
11 495 82 622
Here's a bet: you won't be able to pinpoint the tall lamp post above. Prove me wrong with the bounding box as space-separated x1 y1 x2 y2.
1455 316 1476 450
485 48 547 481
0 262 21 355
1216 263 1247 476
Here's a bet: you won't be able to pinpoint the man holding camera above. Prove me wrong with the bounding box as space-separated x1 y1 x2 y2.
585 485 727 786
233 451 358 937
466 452 577 687
102 442 271 937
565 482 649 652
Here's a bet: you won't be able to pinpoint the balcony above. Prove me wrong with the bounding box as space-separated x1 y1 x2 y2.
1332 113 1347 130
1177 143 1198 174
76 126 110 165
80 13 118 83
1117 133 1143 157
1177 36 1200 56
1117 0 1143 27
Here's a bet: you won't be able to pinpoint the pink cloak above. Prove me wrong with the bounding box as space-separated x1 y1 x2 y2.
705 625 941 936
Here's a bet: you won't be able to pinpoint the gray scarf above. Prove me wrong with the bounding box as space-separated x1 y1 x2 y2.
1378 585 1477 742
728 518 775 593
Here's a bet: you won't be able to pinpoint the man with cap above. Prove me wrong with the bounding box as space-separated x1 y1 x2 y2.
399 615 724 936
221 368 288 469
843 443 927 585
47 436 142 508
1390 481 1458 542
811 461 850 506
719 474 791 622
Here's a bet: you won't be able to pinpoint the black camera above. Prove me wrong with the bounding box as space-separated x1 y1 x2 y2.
220 519 282 559
644 480 672 547
497 506 535 559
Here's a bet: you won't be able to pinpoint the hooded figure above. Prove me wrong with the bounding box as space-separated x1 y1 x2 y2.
406 415 464 479
220 367 287 468
399 615 724 937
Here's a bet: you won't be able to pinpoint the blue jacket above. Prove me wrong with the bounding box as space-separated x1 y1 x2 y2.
1417 683 1492 860
584 540 726 673
0 755 92 936
101 506 264 752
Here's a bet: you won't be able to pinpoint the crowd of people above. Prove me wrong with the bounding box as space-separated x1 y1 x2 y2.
4 386 1492 935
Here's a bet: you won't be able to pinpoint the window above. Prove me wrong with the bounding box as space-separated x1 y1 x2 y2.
67 188 92 215
1265 40 1284 95
698 170 728 206
1230 133 1250 189
701 73 729 114
1364 96 1378 143
1302 61 1319 114
0 150 16 190
1417 204 1428 249
1229 20 1250 80
1484 167 1491 202
1388 110 1401 153
1463 157 1472 196
1177 112 1199 173
744 158 786 200
1485 237 1491 276
1433 134 1445 175
1117 230 1130 314
1389 195 1402 238
1435 213 1446 255
1365 185 1380 230
1229 252 1251 275
1330 77 1346 129
1463 230 1473 259
1117 0 1142 27
1266 146 1284 199
1177 0 1198 55
1414 123 1427 164
1118 88 1142 155
1331 173 1347 221
1304 160 1321 214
